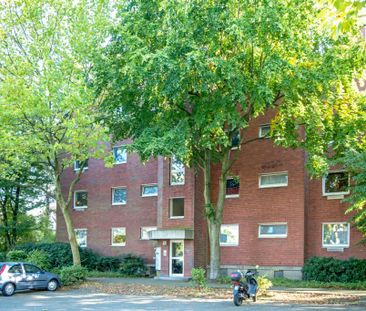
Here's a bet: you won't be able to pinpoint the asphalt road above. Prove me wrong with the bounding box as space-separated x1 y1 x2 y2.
1 289 365 311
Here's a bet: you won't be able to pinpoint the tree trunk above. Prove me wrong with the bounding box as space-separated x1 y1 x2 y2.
202 150 231 279
11 186 20 248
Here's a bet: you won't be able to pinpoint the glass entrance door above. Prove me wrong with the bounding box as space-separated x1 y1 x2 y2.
170 240 184 276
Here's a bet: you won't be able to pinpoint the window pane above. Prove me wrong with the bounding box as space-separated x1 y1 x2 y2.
260 173 288 187
259 224 287 236
142 185 158 196
231 131 240 148
260 125 270 138
171 242 184 257
75 229 87 247
226 178 240 196
113 146 127 164
170 156 185 185
113 188 127 204
112 228 126 245
323 223 349 246
75 192 87 207
24 264 41 273
325 172 349 194
171 198 184 217
8 265 22 274
220 225 239 245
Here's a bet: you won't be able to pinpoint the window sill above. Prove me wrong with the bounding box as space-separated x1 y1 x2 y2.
74 207 87 210
259 184 288 189
258 235 287 239
220 244 239 247
111 244 126 247
225 194 239 198
170 216 184 219
323 192 349 198
112 203 126 206
141 194 158 197
170 183 185 186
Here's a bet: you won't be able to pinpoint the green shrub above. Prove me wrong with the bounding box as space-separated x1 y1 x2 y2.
119 254 147 276
191 267 207 288
303 257 366 283
257 275 272 296
0 252 6 262
217 274 231 284
97 256 122 272
26 250 51 270
60 265 88 286
7 250 27 261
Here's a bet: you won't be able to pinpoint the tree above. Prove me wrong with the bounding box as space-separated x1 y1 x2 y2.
98 0 365 278
0 0 111 265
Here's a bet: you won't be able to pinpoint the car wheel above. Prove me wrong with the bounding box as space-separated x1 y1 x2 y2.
47 279 59 292
2 283 15 296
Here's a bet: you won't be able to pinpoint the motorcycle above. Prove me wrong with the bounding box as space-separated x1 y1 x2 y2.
230 270 258 306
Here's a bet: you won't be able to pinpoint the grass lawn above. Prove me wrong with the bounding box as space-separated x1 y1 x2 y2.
270 278 366 290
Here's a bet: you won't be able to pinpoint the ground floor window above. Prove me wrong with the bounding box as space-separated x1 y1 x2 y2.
322 223 350 247
220 224 239 246
111 227 126 246
75 229 87 247
141 184 158 197
259 172 288 188
258 223 288 238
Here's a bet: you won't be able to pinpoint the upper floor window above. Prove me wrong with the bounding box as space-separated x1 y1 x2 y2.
231 131 240 149
74 159 88 171
113 146 127 164
259 172 288 188
112 187 127 205
111 227 126 246
259 124 270 138
226 177 240 198
141 184 158 197
322 223 349 248
140 226 157 240
322 171 349 196
74 191 88 209
220 224 239 246
258 223 288 238
75 228 87 247
170 198 184 218
170 156 185 185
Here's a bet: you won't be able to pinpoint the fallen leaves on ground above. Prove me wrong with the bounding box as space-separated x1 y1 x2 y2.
72 281 362 305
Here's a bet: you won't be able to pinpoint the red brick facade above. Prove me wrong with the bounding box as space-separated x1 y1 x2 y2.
57 111 366 279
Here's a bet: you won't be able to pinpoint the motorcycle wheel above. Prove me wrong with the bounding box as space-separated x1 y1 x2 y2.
233 293 243 306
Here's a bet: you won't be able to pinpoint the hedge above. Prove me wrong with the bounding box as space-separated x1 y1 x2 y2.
303 257 366 282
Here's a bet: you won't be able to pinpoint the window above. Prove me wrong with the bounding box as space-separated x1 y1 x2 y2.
8 264 22 274
170 156 185 185
75 229 87 247
112 187 127 205
259 124 270 138
231 131 240 149
74 191 88 209
113 146 127 164
322 171 349 196
259 172 288 188
111 227 126 246
226 177 240 197
24 264 42 274
322 223 350 248
258 223 288 238
220 224 239 246
140 226 157 240
141 184 158 197
74 159 88 171
170 198 184 218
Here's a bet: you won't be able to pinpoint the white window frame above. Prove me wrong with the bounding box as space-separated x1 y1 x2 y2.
322 222 350 248
322 170 350 196
111 227 126 246
170 156 185 186
73 160 88 171
170 197 185 219
112 187 127 205
220 224 239 246
225 176 240 198
113 145 128 164
75 228 88 248
140 226 157 240
259 124 271 138
141 184 158 197
259 171 288 188
73 190 88 209
258 223 288 238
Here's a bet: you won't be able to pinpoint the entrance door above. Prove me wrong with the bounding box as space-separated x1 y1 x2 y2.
170 240 184 276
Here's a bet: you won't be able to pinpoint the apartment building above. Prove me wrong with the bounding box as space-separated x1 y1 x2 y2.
56 105 366 279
